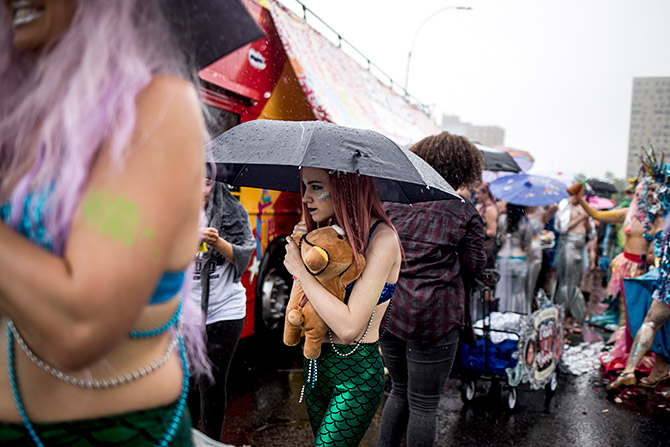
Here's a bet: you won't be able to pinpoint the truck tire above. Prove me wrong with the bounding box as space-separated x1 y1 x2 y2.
255 239 292 333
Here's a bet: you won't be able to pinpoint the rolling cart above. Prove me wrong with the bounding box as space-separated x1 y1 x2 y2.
460 272 564 410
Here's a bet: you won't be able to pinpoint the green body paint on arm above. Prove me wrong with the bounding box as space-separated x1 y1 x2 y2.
82 189 153 247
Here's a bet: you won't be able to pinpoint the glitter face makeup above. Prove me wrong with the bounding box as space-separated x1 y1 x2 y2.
301 167 335 223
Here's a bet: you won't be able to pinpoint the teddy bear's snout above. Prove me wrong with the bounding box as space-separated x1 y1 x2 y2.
304 246 329 273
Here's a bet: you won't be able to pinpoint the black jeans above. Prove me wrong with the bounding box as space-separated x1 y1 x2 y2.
187 318 244 441
379 328 460 447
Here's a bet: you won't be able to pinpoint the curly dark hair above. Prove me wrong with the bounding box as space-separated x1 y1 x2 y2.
409 132 483 190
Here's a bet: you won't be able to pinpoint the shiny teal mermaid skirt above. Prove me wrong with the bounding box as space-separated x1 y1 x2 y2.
303 342 384 447
0 401 192 447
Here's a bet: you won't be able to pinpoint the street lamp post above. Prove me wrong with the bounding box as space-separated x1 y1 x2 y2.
404 6 472 94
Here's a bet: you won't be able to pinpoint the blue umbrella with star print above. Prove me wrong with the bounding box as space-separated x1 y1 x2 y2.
490 173 569 206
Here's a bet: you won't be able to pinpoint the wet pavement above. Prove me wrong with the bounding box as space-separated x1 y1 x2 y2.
213 324 670 447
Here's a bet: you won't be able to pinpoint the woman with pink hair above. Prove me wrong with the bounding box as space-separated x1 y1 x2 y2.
284 168 403 446
0 1 214 445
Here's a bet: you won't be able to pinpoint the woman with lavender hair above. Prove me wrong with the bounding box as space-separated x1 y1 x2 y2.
0 1 220 445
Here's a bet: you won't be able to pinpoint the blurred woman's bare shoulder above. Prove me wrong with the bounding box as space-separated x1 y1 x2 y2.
136 75 202 128
129 75 204 167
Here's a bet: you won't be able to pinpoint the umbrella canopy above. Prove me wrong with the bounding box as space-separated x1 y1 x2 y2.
586 179 618 195
160 0 265 69
490 173 569 206
473 142 521 173
588 196 616 210
208 120 460 203
527 167 577 186
498 147 535 171
482 170 503 184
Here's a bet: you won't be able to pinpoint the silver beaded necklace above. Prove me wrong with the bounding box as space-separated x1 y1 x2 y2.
327 308 375 357
8 319 180 389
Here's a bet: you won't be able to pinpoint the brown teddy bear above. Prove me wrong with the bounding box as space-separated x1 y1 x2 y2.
283 225 365 359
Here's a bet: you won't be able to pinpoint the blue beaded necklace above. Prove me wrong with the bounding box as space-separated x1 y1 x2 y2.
6 301 189 447
130 297 183 339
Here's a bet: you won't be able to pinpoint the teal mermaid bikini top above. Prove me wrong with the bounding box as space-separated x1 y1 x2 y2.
343 281 396 305
1 193 182 304
1 189 53 252
150 271 185 304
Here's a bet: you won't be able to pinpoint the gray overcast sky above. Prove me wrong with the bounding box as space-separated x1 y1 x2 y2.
280 0 670 179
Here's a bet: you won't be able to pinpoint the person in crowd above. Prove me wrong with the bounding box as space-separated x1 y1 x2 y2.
525 205 558 308
475 182 499 268
603 161 670 392
496 204 534 314
188 179 255 441
552 193 594 325
379 132 487 447
284 168 403 447
570 159 668 375
589 183 635 327
495 199 508 233
0 1 213 445
607 221 670 393
534 213 559 296
579 227 601 306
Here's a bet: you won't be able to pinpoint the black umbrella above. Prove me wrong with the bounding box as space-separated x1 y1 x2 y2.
207 120 460 203
586 179 618 195
160 0 265 69
472 142 521 173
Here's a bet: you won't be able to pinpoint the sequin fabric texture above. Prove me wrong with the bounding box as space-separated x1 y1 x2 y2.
303 343 384 446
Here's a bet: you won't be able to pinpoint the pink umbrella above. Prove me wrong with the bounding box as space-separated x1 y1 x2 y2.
588 196 616 210
496 146 535 171
482 170 502 183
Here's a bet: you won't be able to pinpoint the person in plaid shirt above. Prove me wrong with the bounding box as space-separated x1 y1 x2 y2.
379 132 487 447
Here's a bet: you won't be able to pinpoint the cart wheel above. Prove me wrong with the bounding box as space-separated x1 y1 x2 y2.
461 379 476 403
545 371 558 396
504 387 518 410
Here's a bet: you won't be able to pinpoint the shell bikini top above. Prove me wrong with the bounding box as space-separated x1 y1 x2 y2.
0 192 183 305
342 220 396 306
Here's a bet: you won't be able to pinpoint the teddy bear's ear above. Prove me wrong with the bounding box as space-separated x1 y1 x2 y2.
341 253 366 284
355 253 366 273
293 233 303 244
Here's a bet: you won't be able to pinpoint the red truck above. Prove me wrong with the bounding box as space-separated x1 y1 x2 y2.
198 0 439 338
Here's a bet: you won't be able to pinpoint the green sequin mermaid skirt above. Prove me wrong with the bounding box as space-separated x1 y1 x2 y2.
0 401 192 446
303 342 384 447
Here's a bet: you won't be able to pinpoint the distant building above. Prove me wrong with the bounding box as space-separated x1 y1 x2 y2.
626 77 670 180
438 115 505 147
